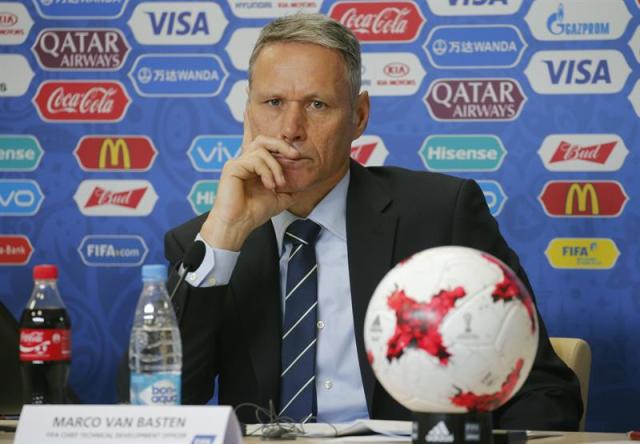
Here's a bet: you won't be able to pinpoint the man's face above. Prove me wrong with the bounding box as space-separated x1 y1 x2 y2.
246 42 369 205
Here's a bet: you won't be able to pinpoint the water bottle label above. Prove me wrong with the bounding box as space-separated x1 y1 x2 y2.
130 372 181 405
19 328 71 361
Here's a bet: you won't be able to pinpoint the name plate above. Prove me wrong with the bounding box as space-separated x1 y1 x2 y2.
15 405 242 444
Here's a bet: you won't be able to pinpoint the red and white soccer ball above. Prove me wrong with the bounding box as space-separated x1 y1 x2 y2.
364 246 539 414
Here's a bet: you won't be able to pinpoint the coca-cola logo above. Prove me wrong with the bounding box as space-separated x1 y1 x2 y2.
33 81 130 122
384 62 409 77
0 13 18 27
329 1 425 43
21 330 44 343
19 328 71 361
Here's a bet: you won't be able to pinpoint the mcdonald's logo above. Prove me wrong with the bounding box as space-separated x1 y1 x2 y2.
74 135 157 171
538 181 628 217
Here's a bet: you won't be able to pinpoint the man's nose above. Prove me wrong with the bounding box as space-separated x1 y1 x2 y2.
280 103 306 144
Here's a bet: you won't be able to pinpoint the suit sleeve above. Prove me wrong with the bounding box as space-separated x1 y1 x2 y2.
451 179 583 431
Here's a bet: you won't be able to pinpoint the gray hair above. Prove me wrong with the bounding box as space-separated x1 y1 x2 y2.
248 13 362 101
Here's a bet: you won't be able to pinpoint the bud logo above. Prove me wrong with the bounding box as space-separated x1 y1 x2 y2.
128 2 228 46
525 50 630 94
0 180 44 216
477 180 507 216
32 0 129 19
538 181 628 217
0 135 44 171
538 134 628 172
526 0 630 41
228 0 321 19
329 1 425 43
0 2 34 45
424 25 526 69
351 135 388 166
189 181 218 215
74 136 157 171
74 180 158 216
0 235 33 265
427 0 523 16
33 81 130 123
0 54 34 97
545 238 619 269
32 28 130 71
419 135 506 172
78 235 148 267
129 54 228 97
361 52 426 96
424 78 526 121
188 136 241 172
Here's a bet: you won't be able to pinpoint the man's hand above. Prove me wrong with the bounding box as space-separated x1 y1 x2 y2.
199 112 300 251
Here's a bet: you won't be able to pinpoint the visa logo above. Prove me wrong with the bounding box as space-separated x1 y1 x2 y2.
543 59 610 85
146 11 209 36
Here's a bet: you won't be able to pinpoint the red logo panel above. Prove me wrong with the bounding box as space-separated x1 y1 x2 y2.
20 329 71 361
74 136 157 171
0 235 33 265
549 140 616 164
538 181 628 217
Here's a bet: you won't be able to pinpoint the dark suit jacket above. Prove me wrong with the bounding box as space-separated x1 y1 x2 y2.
164 162 583 430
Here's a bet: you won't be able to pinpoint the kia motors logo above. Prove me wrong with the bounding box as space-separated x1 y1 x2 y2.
427 0 523 16
419 135 506 172
0 180 44 216
74 136 157 171
33 81 130 122
0 2 34 45
538 134 628 172
128 2 228 45
525 50 630 94
78 235 149 267
0 135 44 171
0 12 16 26
74 180 158 216
361 52 425 96
350 135 388 166
539 181 628 217
228 0 321 19
329 1 425 43
32 0 129 19
0 235 33 265
424 78 526 121
0 54 34 97
545 238 620 270
32 28 130 71
188 135 241 172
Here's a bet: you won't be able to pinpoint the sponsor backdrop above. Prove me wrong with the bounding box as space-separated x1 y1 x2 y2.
0 0 638 431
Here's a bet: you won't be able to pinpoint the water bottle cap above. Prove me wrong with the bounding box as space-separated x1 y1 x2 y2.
33 264 58 280
142 264 167 282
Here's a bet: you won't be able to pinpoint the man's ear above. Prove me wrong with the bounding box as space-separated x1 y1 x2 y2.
352 91 370 139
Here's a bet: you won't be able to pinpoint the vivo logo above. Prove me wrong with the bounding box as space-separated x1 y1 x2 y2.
0 180 44 216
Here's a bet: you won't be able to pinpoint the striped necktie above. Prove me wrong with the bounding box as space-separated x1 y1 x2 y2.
279 219 322 423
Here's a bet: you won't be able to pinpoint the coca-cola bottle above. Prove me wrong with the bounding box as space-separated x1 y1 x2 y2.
19 264 71 404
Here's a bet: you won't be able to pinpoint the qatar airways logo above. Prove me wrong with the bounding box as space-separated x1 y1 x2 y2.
538 134 628 172
329 1 425 43
74 180 158 216
33 81 130 122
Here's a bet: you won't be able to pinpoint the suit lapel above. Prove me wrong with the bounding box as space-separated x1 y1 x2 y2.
230 222 282 407
346 161 398 414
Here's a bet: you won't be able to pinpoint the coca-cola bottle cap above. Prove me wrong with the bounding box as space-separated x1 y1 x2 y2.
33 264 58 280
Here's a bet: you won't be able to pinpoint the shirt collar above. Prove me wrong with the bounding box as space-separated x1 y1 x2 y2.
272 170 350 253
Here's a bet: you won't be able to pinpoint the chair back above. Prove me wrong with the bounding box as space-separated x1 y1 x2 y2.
0 302 23 414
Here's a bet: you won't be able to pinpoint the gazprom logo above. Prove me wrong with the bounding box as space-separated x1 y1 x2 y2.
187 136 241 172
419 135 506 172
78 235 148 267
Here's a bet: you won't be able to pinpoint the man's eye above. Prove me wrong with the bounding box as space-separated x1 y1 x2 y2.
310 100 326 109
267 99 281 106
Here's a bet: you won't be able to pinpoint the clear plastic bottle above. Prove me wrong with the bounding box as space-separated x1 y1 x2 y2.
129 264 182 405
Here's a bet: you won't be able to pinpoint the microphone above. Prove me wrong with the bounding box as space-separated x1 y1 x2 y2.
169 240 206 301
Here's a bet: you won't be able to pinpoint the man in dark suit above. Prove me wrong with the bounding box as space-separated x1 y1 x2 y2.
165 14 582 429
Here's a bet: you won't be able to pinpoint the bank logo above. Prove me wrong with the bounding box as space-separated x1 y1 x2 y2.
0 2 34 45
32 28 130 71
419 135 506 172
74 136 157 172
425 25 526 69
74 180 158 217
477 180 507 216
526 0 630 41
329 1 426 43
189 180 218 215
33 81 131 123
538 134 628 172
0 135 43 172
427 0 523 16
32 0 129 19
0 180 44 216
188 136 241 172
0 235 34 265
226 80 248 123
538 181 628 218
351 135 388 166
525 50 630 94
424 78 526 121
0 55 34 97
128 2 228 46
78 235 149 267
129 54 228 97
225 28 261 71
361 52 426 96
228 0 321 19
545 238 620 270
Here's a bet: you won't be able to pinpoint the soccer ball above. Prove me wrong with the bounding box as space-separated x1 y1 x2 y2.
364 246 538 414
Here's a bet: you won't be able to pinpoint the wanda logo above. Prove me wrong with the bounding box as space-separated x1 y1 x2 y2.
33 81 130 122
329 1 425 42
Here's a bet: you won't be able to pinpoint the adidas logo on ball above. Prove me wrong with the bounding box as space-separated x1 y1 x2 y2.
426 421 454 443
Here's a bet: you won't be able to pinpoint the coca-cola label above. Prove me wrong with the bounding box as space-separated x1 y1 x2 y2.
538 134 628 172
19 328 71 361
329 1 425 43
73 180 158 216
33 81 131 122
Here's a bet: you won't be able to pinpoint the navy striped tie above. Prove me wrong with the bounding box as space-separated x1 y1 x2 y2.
279 219 321 423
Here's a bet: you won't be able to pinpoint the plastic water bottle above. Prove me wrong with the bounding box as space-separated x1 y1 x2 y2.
129 264 182 405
